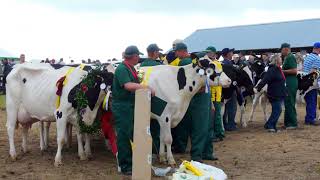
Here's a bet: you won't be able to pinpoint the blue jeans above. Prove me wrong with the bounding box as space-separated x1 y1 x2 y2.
265 100 283 130
305 89 317 123
223 91 237 130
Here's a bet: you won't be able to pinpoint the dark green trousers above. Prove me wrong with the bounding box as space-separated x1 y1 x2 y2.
212 102 224 139
284 86 297 127
112 102 134 173
172 93 211 161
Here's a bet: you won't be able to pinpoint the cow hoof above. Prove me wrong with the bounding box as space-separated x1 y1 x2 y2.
79 154 87 161
10 155 17 161
86 154 93 160
241 124 248 128
168 158 176 166
159 154 167 163
54 160 63 167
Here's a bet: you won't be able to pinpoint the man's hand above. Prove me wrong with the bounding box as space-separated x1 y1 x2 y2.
253 88 258 94
211 102 215 111
147 86 155 96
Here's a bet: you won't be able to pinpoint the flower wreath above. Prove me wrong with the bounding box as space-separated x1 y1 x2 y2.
75 66 103 134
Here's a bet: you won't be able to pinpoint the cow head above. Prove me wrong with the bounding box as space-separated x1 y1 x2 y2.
248 60 266 85
222 64 254 96
190 53 232 88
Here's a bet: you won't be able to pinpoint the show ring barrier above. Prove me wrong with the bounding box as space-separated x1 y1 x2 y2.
132 89 152 180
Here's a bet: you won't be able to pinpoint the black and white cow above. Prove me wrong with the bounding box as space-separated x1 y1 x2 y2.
6 63 113 166
220 63 255 128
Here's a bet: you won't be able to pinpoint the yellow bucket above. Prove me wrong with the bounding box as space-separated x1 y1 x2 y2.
0 95 5 109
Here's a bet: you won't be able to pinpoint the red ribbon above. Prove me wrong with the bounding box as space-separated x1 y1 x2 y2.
123 61 138 81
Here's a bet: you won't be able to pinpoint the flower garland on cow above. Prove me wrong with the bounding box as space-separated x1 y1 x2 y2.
75 66 103 134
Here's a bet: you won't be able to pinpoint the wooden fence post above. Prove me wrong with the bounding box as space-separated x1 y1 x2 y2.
132 89 152 180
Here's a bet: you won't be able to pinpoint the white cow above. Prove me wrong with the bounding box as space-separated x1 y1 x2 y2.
139 54 232 165
6 63 113 166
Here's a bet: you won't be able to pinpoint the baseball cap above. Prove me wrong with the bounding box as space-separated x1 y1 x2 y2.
147 44 163 53
173 42 188 51
313 42 320 48
221 48 235 56
204 46 217 53
280 43 291 49
124 45 144 57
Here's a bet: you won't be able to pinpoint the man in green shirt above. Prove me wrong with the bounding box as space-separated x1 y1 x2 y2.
112 45 155 175
281 43 298 129
172 43 217 161
140 43 163 155
140 43 163 67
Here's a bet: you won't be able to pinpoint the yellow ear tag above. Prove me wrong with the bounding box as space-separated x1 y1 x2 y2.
192 59 197 64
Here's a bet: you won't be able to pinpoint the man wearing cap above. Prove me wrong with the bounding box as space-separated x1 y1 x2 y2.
140 43 163 155
165 39 183 66
303 42 320 126
221 48 238 131
112 45 155 175
140 44 163 67
172 43 217 161
281 43 298 129
205 46 225 141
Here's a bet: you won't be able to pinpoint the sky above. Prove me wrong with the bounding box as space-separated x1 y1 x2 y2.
0 0 319 62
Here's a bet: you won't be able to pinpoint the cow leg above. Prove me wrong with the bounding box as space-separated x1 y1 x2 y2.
84 133 92 159
54 117 67 167
65 123 71 149
76 131 87 161
67 124 73 148
240 104 247 128
43 122 50 150
39 121 45 151
6 103 18 160
249 93 261 122
159 131 166 163
261 95 268 122
21 125 29 153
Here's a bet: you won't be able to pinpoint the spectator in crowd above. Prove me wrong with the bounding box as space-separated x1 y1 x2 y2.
112 45 154 175
303 42 320 126
59 58 65 65
233 54 240 64
295 52 304 71
2 58 12 92
87 59 92 64
20 54 25 64
262 53 270 66
206 46 225 142
81 60 86 64
40 60 45 63
255 55 287 132
50 59 56 64
281 43 298 129
221 48 238 131
248 55 255 65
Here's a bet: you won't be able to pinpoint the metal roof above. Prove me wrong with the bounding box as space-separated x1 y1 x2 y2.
184 18 320 54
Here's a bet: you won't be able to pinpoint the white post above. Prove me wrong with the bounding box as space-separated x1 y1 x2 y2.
132 89 152 180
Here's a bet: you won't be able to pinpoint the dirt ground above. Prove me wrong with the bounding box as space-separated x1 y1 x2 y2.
1 103 320 180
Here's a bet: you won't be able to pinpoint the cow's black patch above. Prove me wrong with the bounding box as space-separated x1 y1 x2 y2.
196 69 200 74
56 111 63 119
192 81 195 86
177 68 186 90
166 117 169 123
189 86 193 92
22 78 27 84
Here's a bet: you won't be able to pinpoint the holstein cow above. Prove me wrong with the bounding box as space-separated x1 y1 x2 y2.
249 70 320 124
138 53 232 165
220 63 255 128
6 63 113 166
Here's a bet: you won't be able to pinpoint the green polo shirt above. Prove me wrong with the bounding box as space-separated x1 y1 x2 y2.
282 53 298 88
112 62 138 103
140 58 162 67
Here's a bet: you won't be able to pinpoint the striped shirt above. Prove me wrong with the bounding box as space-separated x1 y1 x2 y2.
303 53 320 73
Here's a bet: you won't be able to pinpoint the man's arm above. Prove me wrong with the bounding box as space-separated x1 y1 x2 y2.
283 68 297 75
124 82 155 96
